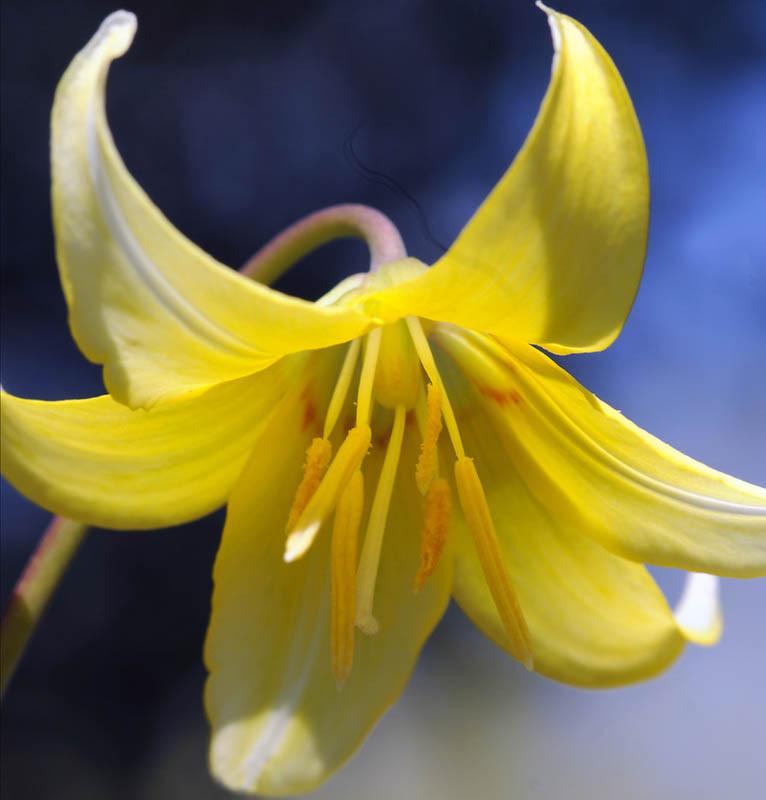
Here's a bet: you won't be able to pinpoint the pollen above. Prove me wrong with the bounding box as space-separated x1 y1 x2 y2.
415 382 443 494
414 478 451 592
286 437 333 533
284 425 371 563
454 456 533 669
331 469 364 688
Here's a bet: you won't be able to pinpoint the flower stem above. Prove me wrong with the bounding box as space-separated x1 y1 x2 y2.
241 203 407 282
0 203 406 699
1 517 87 698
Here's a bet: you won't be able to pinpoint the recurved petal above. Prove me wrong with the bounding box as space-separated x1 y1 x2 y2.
435 328 766 578
205 431 451 795
362 5 647 354
445 377 685 687
674 573 723 646
0 353 318 529
52 12 370 409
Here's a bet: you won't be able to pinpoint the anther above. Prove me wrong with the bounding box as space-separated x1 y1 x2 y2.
414 478 451 592
285 425 371 562
454 456 533 669
286 438 333 532
331 469 365 688
415 382 443 494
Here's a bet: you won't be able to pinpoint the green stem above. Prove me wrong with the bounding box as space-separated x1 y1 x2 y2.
0 203 405 699
1 517 87 698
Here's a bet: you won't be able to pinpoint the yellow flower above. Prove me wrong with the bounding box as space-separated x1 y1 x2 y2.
1 5 764 796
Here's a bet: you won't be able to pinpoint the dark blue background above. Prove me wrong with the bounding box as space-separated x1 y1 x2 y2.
2 1 765 798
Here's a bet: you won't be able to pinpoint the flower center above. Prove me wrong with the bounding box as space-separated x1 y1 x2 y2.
284 312 533 685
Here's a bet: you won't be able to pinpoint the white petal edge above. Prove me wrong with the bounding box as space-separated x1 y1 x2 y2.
674 573 723 646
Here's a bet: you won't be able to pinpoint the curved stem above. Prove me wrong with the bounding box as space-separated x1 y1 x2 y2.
0 202 407 699
1 517 87 698
241 203 407 283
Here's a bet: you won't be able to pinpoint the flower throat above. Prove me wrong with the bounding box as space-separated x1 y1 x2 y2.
283 270 533 686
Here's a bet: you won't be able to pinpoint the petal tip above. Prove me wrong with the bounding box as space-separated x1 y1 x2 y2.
674 573 723 647
535 2 563 56
88 10 137 58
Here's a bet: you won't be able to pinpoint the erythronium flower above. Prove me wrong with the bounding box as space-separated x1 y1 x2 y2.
1 4 764 795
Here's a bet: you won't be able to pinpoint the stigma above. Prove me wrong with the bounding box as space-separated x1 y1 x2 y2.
283 309 534 685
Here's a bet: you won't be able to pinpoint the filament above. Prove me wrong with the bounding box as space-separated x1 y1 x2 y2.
324 338 361 440
355 404 407 634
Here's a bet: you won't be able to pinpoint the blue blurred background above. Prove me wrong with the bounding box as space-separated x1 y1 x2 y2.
1 0 765 797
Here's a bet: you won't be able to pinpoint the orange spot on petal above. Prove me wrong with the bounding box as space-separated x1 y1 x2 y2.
478 386 523 407
302 400 318 432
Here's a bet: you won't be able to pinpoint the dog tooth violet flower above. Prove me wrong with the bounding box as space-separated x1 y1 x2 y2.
2 5 765 795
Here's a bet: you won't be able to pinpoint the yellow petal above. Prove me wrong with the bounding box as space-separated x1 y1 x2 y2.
435 328 766 578
447 374 685 687
674 573 723 646
204 432 451 795
0 353 324 529
52 12 370 409
362 6 647 354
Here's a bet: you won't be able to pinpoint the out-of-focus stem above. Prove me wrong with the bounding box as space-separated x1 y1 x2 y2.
1 517 87 698
240 203 406 282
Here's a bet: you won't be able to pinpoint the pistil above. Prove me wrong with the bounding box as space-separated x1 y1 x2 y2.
355 404 407 634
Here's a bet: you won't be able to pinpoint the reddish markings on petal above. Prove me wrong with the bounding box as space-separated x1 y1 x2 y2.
478 385 523 407
302 400 318 432
299 383 319 433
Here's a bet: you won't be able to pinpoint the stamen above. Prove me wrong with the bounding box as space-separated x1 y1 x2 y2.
324 338 361 440
355 404 407 635
414 478 451 592
415 382 443 494
331 469 365 688
286 438 333 532
356 328 382 428
454 457 533 669
406 316 465 459
284 425 371 563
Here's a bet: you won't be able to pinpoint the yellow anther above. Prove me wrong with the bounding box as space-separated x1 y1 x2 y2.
286 437 333 533
414 478 451 592
285 426 371 563
415 382 443 494
355 404 407 635
331 469 364 688
454 457 533 669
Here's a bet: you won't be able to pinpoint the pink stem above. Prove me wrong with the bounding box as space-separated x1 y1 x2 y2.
240 203 406 283
1 517 86 698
